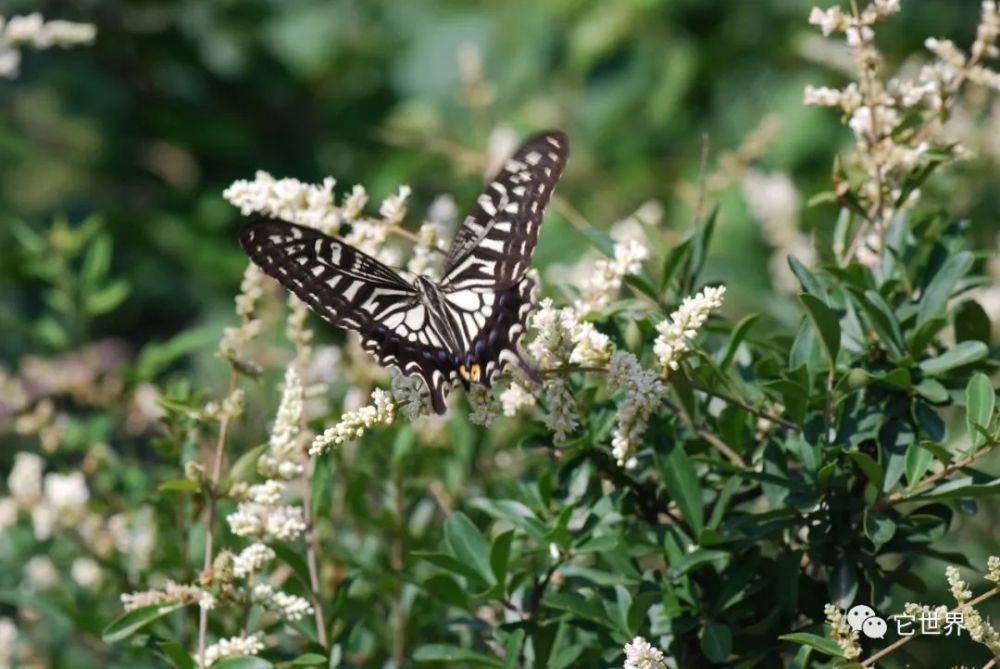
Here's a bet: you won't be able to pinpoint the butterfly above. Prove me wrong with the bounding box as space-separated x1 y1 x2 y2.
239 130 569 414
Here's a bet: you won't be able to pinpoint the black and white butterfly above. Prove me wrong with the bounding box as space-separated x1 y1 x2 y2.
239 130 569 414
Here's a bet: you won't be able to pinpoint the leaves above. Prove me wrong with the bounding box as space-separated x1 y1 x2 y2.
102 602 188 643
657 445 704 535
966 373 995 449
444 512 495 586
919 341 989 376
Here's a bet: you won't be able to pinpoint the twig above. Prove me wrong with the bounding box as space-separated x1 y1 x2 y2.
665 397 746 468
301 457 329 648
674 379 800 431
886 443 997 506
694 132 710 225
861 587 1000 667
552 194 591 232
197 369 239 669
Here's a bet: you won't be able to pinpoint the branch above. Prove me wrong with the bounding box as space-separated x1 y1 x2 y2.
886 443 997 506
197 369 239 669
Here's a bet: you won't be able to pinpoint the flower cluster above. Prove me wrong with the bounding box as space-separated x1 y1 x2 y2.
218 263 265 373
805 1 1000 255
0 13 95 79
121 580 212 612
607 352 666 467
653 285 726 375
824 603 862 660
223 171 342 233
204 633 265 665
622 635 667 669
310 388 397 454
577 241 650 313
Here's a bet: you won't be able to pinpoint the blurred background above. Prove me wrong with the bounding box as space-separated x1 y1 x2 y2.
2 0 999 666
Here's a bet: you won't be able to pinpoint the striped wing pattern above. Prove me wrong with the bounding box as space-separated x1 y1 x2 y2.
238 130 568 414
440 131 568 293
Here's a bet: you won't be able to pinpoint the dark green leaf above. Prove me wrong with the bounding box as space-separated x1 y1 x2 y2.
423 574 469 609
720 313 760 370
444 512 495 585
954 300 991 345
668 548 729 578
413 645 504 666
917 251 973 327
779 633 844 658
657 445 703 534
157 641 196 669
799 293 840 367
291 654 328 666
700 622 732 663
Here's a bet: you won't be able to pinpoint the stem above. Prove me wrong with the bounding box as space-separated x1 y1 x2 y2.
861 587 1000 667
552 194 591 231
674 379 801 431
886 443 997 506
391 465 406 665
665 397 746 468
197 369 239 669
302 457 329 648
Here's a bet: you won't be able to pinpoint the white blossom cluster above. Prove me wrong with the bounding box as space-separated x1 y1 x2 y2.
257 367 305 480
622 635 667 669
223 171 342 233
944 563 1000 653
233 542 276 578
804 1 1000 247
310 388 396 454
121 579 211 612
653 285 726 375
218 263 265 372
607 352 666 467
499 381 537 417
204 633 265 665
0 617 15 669
823 604 862 660
0 13 95 79
252 583 314 621
577 240 650 313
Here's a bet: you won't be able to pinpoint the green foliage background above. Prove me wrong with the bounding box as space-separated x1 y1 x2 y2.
3 1 1000 668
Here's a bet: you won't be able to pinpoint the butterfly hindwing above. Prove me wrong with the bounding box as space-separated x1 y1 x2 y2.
440 130 569 293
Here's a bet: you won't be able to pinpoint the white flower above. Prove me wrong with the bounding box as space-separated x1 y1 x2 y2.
527 299 578 367
986 555 1000 583
205 633 265 665
542 378 577 443
578 241 650 312
407 221 446 278
253 583 314 621
310 388 397 454
342 184 368 221
70 557 102 588
468 385 498 426
258 367 304 480
608 352 666 466
379 185 412 225
390 372 434 420
223 171 341 233
248 480 285 506
234 542 276 578
500 381 536 417
8 452 43 503
227 502 306 541
947 565 973 603
24 555 58 588
0 617 16 669
824 604 862 660
653 286 726 375
623 635 667 669
43 471 89 514
569 321 613 367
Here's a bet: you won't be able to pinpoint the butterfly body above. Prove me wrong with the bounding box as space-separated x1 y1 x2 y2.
239 130 568 414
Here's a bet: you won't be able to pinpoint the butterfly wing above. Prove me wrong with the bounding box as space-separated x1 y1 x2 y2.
240 219 458 413
439 130 569 292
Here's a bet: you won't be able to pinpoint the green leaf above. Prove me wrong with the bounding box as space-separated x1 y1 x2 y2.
905 443 935 488
291 655 328 667
919 341 988 376
660 236 693 293
668 548 729 578
966 373 995 449
574 225 615 256
158 478 201 493
503 630 525 669
683 205 718 291
657 445 703 534
779 632 844 658
543 591 612 626
157 641 196 669
413 645 504 666
81 234 112 287
788 256 826 299
917 251 974 327
490 530 514 587
134 326 227 380
847 451 884 493
719 313 760 370
84 279 130 315
700 622 733 663
954 300 991 345
915 379 949 403
213 658 273 669
413 551 489 588
226 442 269 488
444 512 495 585
829 559 858 608
863 508 896 545
101 602 187 643
799 293 840 367
422 574 469 609
271 542 312 591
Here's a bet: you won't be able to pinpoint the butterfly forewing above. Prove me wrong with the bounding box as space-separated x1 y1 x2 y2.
240 220 459 412
439 131 568 293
